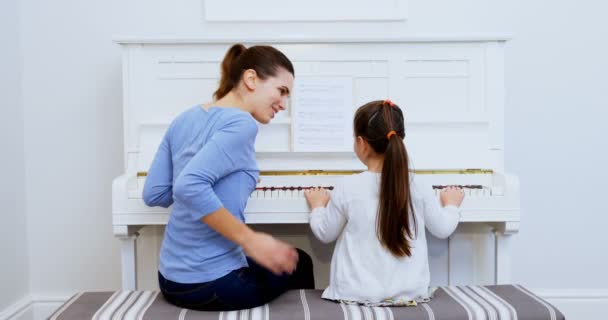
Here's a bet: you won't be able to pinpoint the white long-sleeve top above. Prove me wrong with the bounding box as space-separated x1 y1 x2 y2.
310 171 460 304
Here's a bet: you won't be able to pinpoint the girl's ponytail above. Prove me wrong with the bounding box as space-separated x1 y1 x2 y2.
379 118 415 257
354 100 416 257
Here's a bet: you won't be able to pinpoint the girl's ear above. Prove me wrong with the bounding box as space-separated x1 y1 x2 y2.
356 136 368 155
242 69 257 91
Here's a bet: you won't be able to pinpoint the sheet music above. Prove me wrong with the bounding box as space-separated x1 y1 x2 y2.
292 77 353 152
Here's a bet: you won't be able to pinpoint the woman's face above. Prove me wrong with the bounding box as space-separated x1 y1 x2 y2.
248 68 294 124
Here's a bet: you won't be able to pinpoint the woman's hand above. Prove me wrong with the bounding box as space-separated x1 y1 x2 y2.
242 232 299 275
201 208 298 275
440 186 465 207
304 187 331 209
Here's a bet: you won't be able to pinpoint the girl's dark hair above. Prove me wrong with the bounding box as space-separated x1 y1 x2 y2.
214 44 295 100
353 100 416 257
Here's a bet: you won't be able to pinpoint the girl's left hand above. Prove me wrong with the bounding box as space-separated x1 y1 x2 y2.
304 187 330 209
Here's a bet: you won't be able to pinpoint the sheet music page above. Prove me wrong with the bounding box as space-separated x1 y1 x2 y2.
292 77 353 152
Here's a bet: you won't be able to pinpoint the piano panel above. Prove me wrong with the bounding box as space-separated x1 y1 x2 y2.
404 76 469 113
407 122 494 170
146 79 218 117
256 124 291 152
123 42 498 173
353 78 390 107
136 124 168 173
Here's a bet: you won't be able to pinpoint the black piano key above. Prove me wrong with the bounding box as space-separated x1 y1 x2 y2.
432 185 484 190
256 185 336 192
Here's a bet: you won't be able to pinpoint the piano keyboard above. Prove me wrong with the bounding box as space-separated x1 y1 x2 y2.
250 184 490 200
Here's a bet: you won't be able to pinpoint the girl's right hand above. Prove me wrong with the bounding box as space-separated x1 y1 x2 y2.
304 187 330 209
440 186 465 207
242 232 299 275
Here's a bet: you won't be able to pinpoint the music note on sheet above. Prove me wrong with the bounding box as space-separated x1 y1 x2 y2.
292 77 353 152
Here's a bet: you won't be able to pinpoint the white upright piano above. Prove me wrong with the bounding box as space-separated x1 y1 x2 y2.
113 37 520 290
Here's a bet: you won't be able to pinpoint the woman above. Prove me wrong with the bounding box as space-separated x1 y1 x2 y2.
143 43 314 311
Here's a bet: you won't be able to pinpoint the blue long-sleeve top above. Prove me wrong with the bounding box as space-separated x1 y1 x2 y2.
143 105 259 283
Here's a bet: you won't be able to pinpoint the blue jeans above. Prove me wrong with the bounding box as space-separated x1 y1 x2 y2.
158 248 314 311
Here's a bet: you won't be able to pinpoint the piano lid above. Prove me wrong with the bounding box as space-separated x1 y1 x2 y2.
119 40 506 174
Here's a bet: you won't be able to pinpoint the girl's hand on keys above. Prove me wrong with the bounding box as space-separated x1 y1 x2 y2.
304 187 331 209
440 186 465 207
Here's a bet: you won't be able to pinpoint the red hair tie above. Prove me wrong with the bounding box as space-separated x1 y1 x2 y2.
383 99 396 107
386 130 397 140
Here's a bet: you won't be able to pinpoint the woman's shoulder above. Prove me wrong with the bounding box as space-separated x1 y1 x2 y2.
172 105 256 130
168 105 205 127
219 107 257 126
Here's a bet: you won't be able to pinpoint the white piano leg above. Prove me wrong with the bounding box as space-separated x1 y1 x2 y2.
119 234 138 290
492 222 519 285
447 236 452 285
494 230 511 284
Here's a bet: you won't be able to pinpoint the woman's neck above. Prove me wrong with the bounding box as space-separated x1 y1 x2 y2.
211 91 251 113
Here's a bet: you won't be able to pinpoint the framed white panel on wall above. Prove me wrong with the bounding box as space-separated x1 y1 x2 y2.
204 0 408 22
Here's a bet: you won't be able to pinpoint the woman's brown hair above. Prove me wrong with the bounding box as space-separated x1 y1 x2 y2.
214 44 295 100
353 100 416 257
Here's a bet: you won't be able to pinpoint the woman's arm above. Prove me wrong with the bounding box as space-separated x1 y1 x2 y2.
143 130 174 208
172 113 257 220
202 208 298 275
173 113 298 274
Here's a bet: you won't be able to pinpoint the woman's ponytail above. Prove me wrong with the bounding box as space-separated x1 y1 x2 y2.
214 44 247 100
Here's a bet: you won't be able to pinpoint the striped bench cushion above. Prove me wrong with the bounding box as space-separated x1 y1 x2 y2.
48 285 564 320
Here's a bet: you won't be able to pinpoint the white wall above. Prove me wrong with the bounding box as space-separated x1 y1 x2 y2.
19 1 127 296
0 0 29 314
3 0 607 318
504 1 608 289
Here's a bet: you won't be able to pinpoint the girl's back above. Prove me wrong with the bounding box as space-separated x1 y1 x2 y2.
310 172 460 304
305 99 464 305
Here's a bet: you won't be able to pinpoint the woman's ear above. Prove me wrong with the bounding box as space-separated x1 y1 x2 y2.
242 69 257 91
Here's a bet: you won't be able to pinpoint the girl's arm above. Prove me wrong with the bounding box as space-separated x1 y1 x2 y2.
422 183 464 239
143 129 174 208
306 187 347 243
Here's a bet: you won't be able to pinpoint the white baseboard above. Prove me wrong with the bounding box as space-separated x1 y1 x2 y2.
533 288 608 320
2 289 607 320
0 295 68 320
0 295 33 320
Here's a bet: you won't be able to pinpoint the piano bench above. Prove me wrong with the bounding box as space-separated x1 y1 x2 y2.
48 285 564 320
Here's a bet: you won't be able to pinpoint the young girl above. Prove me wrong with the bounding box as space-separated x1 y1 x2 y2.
304 99 464 306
